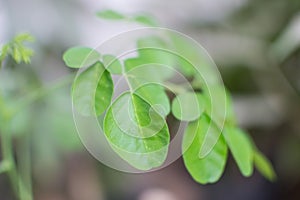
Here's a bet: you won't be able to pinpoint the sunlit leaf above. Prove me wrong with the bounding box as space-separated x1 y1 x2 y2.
63 47 100 68
0 33 35 65
223 127 253 177
14 33 34 43
183 114 228 184
103 92 170 170
254 150 277 181
0 44 9 63
72 62 113 116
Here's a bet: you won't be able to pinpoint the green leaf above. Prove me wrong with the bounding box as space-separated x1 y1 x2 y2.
0 44 9 61
200 86 232 126
199 87 236 126
136 36 175 67
72 62 113 116
96 10 125 20
254 150 277 181
183 114 228 184
132 15 158 26
0 33 34 66
102 54 123 74
135 83 170 117
168 35 198 77
122 36 176 82
103 92 170 170
14 33 34 43
63 47 100 68
12 46 22 63
196 86 232 158
171 92 204 121
124 57 173 83
169 33 218 80
223 127 253 177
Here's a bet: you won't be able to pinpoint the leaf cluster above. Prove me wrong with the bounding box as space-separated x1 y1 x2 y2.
0 33 35 68
62 10 277 184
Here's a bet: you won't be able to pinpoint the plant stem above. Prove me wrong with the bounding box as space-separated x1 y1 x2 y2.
17 135 33 200
1 125 19 196
0 74 75 200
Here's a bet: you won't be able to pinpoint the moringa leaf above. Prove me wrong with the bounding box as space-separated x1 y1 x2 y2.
0 33 34 65
63 47 100 68
135 83 170 117
183 114 228 184
223 127 253 177
103 91 170 170
124 57 173 83
197 86 230 158
171 92 204 121
132 15 158 26
137 36 175 67
102 54 123 74
96 10 125 20
254 150 277 181
107 91 166 138
72 62 113 116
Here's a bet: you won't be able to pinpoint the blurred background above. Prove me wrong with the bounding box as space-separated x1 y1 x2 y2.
1 0 300 199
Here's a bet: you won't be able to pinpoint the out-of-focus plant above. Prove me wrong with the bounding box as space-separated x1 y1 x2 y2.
0 33 35 200
0 33 81 200
62 10 277 184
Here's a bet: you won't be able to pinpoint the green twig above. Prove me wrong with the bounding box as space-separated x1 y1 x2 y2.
17 135 33 200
